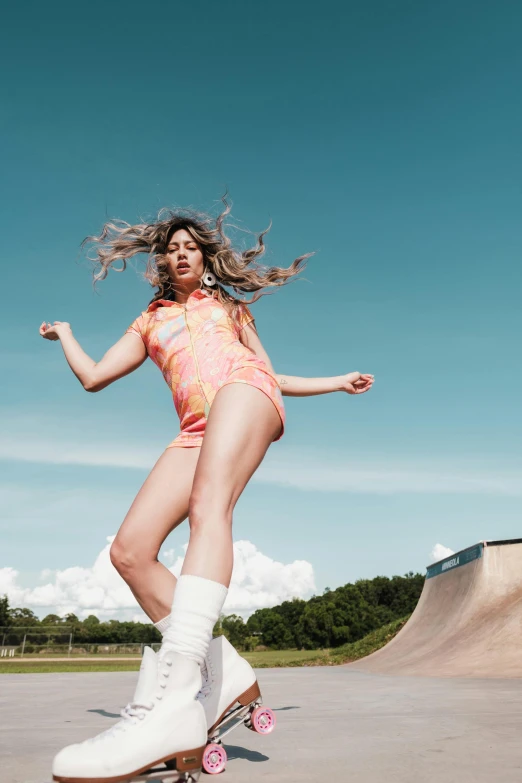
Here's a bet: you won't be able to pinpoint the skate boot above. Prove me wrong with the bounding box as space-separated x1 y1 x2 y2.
197 635 276 775
52 649 207 782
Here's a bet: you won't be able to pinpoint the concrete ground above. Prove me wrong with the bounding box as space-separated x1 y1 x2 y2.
2 667 522 783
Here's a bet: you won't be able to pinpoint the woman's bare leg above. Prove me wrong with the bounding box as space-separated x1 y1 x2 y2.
110 446 200 622
182 383 283 585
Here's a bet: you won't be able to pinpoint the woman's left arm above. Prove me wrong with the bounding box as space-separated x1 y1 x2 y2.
239 322 374 397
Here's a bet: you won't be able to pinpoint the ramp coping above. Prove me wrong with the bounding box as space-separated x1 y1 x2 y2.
426 536 522 569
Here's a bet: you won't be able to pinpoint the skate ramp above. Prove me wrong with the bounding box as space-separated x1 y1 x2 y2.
350 539 522 677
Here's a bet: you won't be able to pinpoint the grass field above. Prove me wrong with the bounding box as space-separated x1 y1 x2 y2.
0 618 408 674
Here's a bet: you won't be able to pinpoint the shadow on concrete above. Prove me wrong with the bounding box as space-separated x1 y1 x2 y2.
273 705 300 711
87 709 120 718
223 744 269 763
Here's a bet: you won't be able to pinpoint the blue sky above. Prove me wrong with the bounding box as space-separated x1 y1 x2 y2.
1 0 521 617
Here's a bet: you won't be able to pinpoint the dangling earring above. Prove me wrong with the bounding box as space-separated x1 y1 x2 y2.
202 268 217 288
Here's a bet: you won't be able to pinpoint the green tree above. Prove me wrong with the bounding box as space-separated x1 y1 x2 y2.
246 608 296 649
41 614 63 626
213 615 224 637
0 595 9 627
9 607 39 626
221 615 247 649
247 573 424 650
243 636 258 652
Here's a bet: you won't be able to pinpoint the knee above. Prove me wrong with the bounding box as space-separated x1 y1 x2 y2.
110 538 152 579
188 488 233 535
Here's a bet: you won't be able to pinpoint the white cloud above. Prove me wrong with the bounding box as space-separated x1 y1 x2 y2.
164 540 315 616
0 536 316 622
0 436 158 471
430 543 455 563
255 450 522 496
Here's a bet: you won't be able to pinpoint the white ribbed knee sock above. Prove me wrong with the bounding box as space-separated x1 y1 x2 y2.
162 575 228 666
154 614 171 635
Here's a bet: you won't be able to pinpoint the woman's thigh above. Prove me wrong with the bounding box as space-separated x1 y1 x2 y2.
112 446 201 561
190 383 283 513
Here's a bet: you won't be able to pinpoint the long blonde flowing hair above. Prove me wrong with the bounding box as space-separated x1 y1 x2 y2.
83 193 313 318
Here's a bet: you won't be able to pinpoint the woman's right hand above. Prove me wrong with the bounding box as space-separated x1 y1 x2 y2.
39 321 72 342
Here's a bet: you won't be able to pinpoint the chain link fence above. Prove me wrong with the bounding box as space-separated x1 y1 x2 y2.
0 628 159 658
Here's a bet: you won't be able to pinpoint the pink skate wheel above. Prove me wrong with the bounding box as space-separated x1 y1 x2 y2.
202 743 227 775
249 706 276 734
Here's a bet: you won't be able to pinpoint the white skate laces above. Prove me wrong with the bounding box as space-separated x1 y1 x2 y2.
87 658 174 744
197 657 216 702
120 702 154 721
86 701 154 744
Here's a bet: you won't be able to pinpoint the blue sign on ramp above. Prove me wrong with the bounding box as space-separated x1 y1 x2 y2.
426 543 483 579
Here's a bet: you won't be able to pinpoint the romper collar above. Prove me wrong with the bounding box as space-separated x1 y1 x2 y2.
146 288 217 312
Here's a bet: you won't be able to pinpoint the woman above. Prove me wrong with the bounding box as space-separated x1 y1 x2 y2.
42 197 374 782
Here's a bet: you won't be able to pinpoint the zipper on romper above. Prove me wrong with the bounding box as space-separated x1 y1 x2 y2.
183 304 211 416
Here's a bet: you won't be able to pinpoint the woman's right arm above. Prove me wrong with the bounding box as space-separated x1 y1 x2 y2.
40 320 147 392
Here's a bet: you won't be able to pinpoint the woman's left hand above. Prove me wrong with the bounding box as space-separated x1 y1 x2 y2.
340 372 375 395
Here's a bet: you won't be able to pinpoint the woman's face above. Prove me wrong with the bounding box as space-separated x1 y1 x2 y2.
165 228 205 289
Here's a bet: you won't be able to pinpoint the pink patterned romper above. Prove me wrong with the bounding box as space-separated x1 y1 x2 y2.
126 288 285 448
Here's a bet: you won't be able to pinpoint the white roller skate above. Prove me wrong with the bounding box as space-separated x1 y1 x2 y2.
197 635 276 775
52 649 207 783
